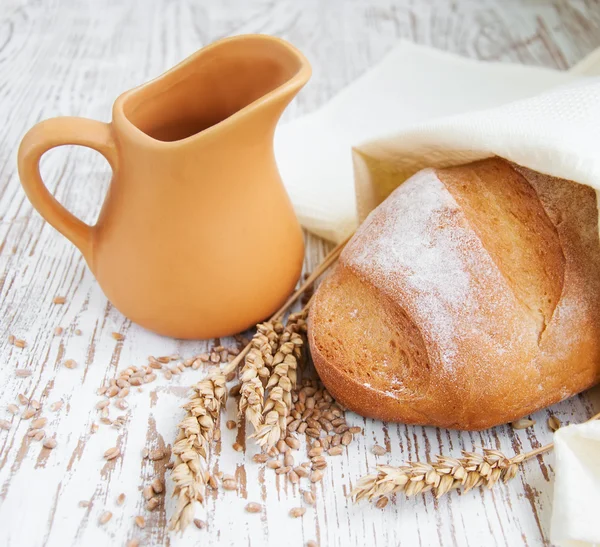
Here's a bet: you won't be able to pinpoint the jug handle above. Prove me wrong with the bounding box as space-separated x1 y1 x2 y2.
17 117 117 263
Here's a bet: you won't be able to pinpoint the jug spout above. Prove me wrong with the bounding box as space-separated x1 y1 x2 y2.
115 34 311 145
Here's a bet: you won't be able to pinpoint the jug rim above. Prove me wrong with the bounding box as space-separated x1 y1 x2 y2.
112 34 311 148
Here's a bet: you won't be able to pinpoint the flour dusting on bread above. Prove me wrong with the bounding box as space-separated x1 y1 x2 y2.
346 169 504 371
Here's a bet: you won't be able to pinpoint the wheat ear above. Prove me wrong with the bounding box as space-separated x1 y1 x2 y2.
238 321 282 430
251 310 308 449
169 372 227 532
352 411 600 504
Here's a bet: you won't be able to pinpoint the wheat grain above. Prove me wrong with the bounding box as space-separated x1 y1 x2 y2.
22 408 36 419
50 401 63 412
99 511 112 524
146 497 159 511
7 404 19 415
11 337 26 348
104 447 120 460
511 418 535 429
169 372 226 532
548 415 561 432
372 445 387 456
31 417 47 429
289 507 306 518
149 448 165 461
375 496 389 509
151 477 164 494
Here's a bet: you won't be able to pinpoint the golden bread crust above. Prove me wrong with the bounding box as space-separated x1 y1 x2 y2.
308 158 600 430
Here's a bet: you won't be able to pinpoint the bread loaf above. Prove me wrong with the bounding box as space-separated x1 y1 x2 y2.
308 158 600 430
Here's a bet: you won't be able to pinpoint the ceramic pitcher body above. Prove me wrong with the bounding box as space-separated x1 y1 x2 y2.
18 35 311 339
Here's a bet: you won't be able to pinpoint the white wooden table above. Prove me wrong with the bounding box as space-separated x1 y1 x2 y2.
1 1 600 546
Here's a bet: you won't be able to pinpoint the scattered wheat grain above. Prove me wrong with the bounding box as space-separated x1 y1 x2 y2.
50 401 63 412
146 497 159 511
311 470 324 483
151 478 164 494
22 408 36 419
548 415 561 432
512 418 535 430
104 447 120 460
372 445 387 456
375 496 389 509
31 417 47 429
289 507 306 518
142 485 154 500
232 442 243 452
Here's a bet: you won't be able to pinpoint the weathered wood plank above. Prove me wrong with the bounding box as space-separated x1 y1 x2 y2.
0 1 599 546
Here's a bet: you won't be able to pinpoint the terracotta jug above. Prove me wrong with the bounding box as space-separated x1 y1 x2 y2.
17 35 311 339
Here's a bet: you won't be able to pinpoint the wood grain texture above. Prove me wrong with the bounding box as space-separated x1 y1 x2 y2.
1 1 599 546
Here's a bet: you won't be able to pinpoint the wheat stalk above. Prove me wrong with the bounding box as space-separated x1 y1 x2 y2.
251 310 308 449
169 372 227 532
352 411 600 504
238 321 282 429
222 236 350 378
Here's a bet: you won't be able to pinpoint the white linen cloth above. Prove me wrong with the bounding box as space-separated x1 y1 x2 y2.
275 40 600 243
275 40 600 545
551 420 600 546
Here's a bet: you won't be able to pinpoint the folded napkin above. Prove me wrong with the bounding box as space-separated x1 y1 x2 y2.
275 40 600 243
275 40 600 545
